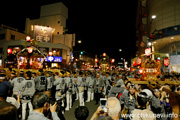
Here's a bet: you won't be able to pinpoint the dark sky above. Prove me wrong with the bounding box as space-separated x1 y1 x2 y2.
0 0 138 63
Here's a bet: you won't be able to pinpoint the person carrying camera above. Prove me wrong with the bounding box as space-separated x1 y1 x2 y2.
28 92 60 120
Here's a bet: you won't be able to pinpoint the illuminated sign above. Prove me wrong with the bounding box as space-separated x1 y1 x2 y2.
34 25 52 43
46 56 62 62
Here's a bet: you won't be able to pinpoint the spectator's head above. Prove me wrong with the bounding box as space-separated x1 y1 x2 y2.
39 69 44 75
106 72 110 77
74 106 89 120
8 68 12 72
0 74 6 82
118 75 122 79
97 73 100 78
137 92 148 107
177 86 180 95
79 71 83 76
32 92 49 113
46 73 50 77
10 73 16 79
153 88 160 98
164 83 170 89
26 71 32 79
107 97 121 118
0 102 18 120
19 71 24 77
125 81 131 89
32 72 36 78
129 84 135 95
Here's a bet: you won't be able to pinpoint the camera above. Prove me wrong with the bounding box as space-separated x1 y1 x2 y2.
100 98 107 112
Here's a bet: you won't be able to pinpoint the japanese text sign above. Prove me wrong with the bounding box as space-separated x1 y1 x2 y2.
34 25 52 43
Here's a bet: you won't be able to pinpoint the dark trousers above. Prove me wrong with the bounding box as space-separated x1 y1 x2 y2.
95 92 102 104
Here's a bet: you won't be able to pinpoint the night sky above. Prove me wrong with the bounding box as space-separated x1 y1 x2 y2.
0 0 138 64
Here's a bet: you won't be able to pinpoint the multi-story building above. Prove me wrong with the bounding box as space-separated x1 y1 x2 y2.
0 2 75 69
136 0 180 72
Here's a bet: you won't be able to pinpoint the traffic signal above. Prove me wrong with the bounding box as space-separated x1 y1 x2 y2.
80 51 83 55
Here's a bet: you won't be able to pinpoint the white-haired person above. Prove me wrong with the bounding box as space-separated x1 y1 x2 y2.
90 97 121 120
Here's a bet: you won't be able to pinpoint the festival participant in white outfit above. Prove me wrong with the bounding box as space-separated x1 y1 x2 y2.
64 72 73 111
19 71 35 120
54 71 66 114
86 72 95 102
77 71 85 106
73 73 79 100
11 71 26 97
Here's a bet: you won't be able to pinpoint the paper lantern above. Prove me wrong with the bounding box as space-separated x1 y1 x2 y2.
133 60 137 66
26 36 31 42
7 48 12 54
95 58 98 63
49 51 52 56
137 57 141 65
28 47 33 53
145 48 151 56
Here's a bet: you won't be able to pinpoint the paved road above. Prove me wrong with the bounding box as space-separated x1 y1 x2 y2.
64 99 99 120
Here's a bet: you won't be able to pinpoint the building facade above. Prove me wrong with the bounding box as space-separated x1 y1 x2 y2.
136 0 180 72
0 2 75 69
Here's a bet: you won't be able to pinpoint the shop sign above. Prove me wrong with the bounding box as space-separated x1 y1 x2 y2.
46 56 62 62
34 25 52 43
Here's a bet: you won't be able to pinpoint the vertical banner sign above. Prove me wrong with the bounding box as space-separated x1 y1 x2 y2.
34 25 52 43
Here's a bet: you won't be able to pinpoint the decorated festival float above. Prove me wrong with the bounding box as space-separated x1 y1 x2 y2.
140 57 161 81
98 53 115 72
130 49 180 85
4 36 60 74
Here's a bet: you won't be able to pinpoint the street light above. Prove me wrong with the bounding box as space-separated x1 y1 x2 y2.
148 42 152 47
152 15 156 19
78 40 82 44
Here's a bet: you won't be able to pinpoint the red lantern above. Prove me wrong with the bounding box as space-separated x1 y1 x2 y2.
49 51 52 56
7 48 12 54
95 58 98 63
103 53 106 56
139 69 143 74
26 36 31 42
28 47 33 53
137 57 141 65
133 60 137 66
164 58 169 67
111 59 115 63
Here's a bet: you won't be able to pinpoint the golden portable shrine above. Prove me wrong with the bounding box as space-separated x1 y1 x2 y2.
17 46 46 69
140 58 161 81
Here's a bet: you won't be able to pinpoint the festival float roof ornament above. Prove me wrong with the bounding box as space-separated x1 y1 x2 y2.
16 46 46 69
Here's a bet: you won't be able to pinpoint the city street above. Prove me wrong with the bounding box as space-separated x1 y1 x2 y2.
0 0 180 120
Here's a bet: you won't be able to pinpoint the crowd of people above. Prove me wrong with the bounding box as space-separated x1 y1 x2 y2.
0 68 180 120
